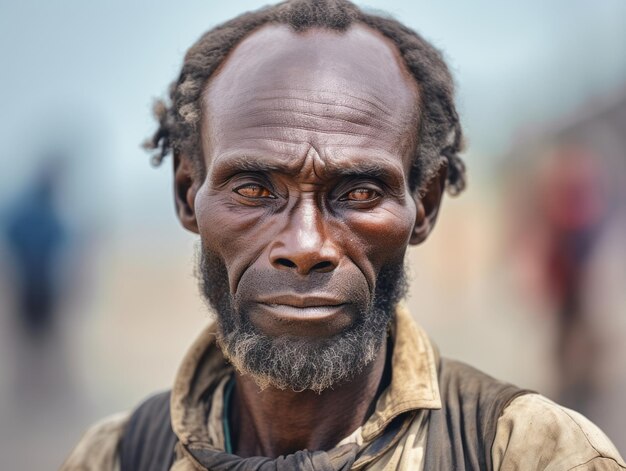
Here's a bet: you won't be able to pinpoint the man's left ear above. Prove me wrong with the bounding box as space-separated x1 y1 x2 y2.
410 159 448 245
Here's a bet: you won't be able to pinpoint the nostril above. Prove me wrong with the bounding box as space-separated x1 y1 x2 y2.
276 258 297 268
311 261 333 272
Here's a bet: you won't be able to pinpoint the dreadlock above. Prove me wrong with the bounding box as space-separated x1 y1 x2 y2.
144 0 466 194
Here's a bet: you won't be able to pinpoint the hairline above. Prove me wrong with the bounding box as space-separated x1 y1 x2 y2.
145 0 466 195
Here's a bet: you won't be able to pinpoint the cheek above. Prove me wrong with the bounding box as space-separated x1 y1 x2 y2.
194 185 270 277
341 201 415 268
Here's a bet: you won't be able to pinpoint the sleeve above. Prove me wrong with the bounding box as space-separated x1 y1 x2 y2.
59 411 130 471
491 393 626 470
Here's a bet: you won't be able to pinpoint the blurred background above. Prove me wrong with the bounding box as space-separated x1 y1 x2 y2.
1 0 625 468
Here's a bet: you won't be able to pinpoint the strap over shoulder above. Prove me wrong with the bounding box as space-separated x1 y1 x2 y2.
423 357 532 471
119 390 177 471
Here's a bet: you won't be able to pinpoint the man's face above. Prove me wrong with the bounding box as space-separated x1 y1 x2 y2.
179 25 439 391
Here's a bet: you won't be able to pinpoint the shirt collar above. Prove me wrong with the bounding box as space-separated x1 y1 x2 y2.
360 304 441 441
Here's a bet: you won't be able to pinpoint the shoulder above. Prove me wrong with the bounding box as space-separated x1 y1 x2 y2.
492 393 626 470
59 411 129 471
423 358 531 470
435 358 531 437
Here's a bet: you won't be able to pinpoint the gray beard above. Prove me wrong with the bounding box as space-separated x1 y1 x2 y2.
198 248 407 393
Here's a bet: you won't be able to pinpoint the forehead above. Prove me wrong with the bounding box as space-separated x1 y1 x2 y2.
201 24 419 174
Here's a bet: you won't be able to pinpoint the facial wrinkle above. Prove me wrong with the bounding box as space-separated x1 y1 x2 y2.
297 145 327 183
239 107 397 132
217 88 395 118
225 91 402 142
225 95 397 128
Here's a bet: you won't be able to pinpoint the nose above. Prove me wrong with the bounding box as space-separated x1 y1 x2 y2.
269 199 340 275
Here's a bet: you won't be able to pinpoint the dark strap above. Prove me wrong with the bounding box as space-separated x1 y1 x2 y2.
119 390 177 471
423 358 532 471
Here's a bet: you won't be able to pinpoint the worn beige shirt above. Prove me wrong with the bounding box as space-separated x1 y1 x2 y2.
61 307 626 470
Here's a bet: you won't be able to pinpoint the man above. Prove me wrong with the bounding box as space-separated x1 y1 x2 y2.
62 0 625 469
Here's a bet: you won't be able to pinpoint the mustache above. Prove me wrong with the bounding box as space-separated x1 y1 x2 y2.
232 265 371 307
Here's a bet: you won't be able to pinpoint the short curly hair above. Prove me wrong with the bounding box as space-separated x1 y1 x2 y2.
145 0 466 194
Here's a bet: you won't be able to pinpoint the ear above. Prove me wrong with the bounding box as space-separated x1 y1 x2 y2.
173 153 200 233
410 159 447 245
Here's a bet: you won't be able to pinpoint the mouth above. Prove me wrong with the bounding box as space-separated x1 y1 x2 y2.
259 303 347 320
257 294 345 309
250 294 353 337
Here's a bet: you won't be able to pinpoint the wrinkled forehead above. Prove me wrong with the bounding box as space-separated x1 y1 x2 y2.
201 23 420 153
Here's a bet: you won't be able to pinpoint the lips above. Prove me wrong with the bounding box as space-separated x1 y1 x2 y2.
256 294 345 308
249 294 354 337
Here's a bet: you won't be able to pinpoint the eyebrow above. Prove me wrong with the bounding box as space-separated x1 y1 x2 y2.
213 156 288 175
325 160 403 185
211 153 406 188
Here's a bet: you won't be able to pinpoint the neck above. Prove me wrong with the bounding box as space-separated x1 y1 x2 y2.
229 339 389 458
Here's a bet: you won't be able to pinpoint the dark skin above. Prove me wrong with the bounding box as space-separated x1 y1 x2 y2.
173 24 446 458
230 349 389 456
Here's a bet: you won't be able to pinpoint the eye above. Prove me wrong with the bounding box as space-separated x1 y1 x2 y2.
233 183 275 199
342 187 380 202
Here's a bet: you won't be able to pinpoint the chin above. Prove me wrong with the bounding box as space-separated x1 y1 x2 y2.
215 302 390 393
218 334 387 394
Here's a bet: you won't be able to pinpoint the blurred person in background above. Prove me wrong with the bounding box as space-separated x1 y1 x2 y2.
60 1 626 470
506 89 626 454
537 146 609 409
4 160 67 340
1 158 74 406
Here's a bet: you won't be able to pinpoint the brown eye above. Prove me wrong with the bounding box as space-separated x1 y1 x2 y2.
345 188 379 201
234 184 274 198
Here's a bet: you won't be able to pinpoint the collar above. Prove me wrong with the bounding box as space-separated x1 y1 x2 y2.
360 304 441 441
170 304 442 448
